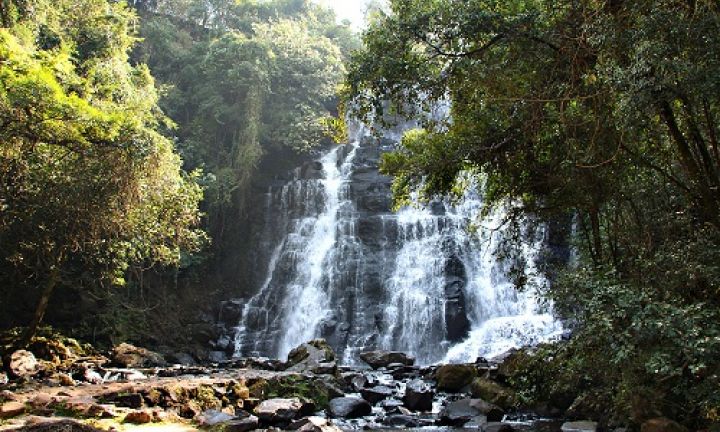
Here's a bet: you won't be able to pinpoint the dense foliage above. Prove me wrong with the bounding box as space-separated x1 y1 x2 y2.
133 0 358 245
0 0 357 348
0 0 206 343
347 0 720 427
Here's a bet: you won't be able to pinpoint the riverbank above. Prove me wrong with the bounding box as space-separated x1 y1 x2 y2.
0 335 684 432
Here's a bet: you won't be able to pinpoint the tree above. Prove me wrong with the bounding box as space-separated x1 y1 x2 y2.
346 0 720 424
0 0 205 345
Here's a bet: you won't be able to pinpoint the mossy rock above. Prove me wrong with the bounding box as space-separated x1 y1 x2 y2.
251 375 331 410
435 364 477 392
470 377 518 410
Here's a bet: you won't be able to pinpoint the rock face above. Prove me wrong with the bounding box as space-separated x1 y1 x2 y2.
110 343 166 368
8 350 40 378
444 277 471 342
359 351 415 369
435 364 477 392
402 379 434 412
327 397 372 419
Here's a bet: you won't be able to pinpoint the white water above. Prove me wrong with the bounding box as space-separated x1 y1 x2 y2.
233 133 563 364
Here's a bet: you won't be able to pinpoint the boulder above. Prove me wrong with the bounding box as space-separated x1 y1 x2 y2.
9 350 39 378
435 364 477 392
254 398 305 424
0 401 25 419
110 343 166 368
327 397 372 419
561 421 599 432
286 339 337 374
402 379 434 412
640 418 688 432
359 350 414 369
439 398 487 426
360 385 394 404
470 377 517 410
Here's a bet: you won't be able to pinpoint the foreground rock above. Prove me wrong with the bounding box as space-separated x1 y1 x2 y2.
359 350 414 369
327 396 372 419
110 343 167 368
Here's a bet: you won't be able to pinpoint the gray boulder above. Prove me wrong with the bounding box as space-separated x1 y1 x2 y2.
327 397 372 419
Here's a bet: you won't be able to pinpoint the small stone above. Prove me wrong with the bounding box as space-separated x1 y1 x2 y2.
0 401 26 419
562 421 599 432
224 415 260 432
0 373 8 385
124 410 153 424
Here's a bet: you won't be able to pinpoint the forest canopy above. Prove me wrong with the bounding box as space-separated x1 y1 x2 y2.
346 0 720 425
0 0 358 345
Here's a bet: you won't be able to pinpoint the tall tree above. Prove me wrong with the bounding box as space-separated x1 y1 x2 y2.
0 0 206 344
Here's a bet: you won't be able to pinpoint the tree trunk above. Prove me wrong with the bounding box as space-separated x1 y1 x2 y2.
19 266 60 347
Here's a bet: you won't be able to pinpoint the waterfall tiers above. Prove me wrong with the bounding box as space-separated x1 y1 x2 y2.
232 132 563 365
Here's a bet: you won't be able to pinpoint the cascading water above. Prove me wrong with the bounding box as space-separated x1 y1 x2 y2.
233 129 563 365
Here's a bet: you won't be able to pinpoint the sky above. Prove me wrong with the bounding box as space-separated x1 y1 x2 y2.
314 0 374 30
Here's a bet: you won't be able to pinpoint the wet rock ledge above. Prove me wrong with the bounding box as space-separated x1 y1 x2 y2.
0 336 683 432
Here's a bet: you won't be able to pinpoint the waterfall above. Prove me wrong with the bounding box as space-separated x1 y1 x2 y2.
232 132 563 364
